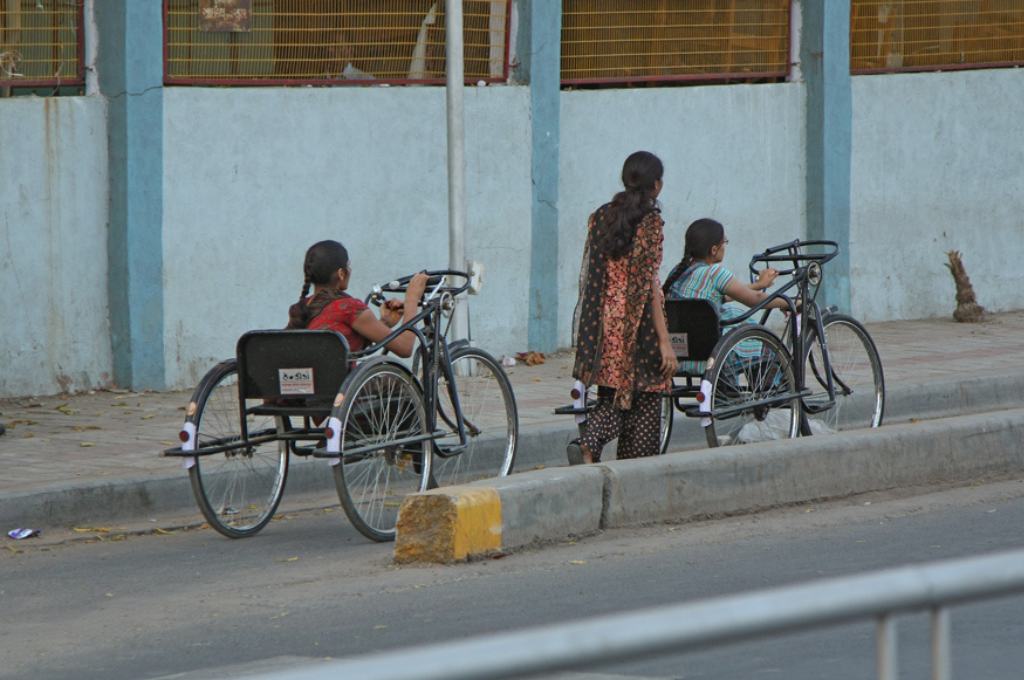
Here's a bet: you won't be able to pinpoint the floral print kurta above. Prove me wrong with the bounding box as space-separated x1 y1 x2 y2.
573 205 669 410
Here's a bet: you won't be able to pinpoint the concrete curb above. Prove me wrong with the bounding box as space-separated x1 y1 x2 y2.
2 373 1022 530
395 467 605 563
393 407 1024 563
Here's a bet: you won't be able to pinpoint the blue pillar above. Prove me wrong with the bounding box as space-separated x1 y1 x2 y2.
801 0 852 311
524 0 561 352
96 1 165 389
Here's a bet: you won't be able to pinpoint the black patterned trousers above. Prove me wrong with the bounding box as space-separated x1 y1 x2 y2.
580 386 662 461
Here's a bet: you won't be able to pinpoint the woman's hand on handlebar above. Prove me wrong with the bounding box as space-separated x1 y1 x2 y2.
380 299 404 327
406 271 429 302
754 267 779 291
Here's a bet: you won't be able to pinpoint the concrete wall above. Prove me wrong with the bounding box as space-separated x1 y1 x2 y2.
0 97 111 396
850 69 1024 322
5 66 1023 396
558 83 808 346
161 85 532 388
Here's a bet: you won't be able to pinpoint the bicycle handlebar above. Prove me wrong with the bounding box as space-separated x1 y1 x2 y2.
748 239 839 279
365 269 471 306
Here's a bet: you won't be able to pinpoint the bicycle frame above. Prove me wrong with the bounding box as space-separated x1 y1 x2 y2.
743 240 841 416
360 273 475 460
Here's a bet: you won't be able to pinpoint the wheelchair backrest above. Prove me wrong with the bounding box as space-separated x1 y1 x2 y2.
236 330 350 401
664 298 721 362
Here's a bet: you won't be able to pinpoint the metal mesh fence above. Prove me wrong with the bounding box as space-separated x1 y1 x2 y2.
164 0 510 85
852 0 1024 73
561 0 790 85
0 0 82 87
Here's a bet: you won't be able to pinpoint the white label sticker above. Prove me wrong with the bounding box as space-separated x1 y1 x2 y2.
669 333 689 358
279 368 315 395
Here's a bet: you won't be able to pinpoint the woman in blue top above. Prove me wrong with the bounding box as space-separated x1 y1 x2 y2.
666 218 788 374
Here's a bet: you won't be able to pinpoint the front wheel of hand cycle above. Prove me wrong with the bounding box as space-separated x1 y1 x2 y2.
801 314 885 435
188 360 289 538
432 347 518 488
332 361 431 542
704 326 800 448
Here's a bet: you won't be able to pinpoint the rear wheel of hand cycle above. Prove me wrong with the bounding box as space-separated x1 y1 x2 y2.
802 314 885 434
658 394 674 455
189 360 289 538
332 361 431 542
432 347 518 487
704 326 800 447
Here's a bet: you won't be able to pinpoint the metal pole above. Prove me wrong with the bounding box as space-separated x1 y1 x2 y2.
444 0 468 343
84 0 99 95
931 607 951 680
877 614 898 680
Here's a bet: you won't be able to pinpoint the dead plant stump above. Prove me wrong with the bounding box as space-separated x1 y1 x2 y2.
946 250 985 323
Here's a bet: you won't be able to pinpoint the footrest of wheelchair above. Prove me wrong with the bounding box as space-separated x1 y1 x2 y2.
554 404 590 416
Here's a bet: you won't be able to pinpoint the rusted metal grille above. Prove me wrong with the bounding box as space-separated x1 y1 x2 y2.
164 0 510 85
561 1 790 85
0 0 82 88
852 0 1024 73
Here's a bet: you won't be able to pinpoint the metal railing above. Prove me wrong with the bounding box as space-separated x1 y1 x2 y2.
561 0 791 85
244 548 1024 680
164 0 510 86
852 0 1024 74
0 0 83 88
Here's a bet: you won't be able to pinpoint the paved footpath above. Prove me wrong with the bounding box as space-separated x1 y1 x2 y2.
2 311 1024 523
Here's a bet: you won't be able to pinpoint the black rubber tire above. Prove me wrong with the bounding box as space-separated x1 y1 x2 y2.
332 360 431 542
431 347 518 487
658 393 674 455
801 313 885 434
703 326 800 448
188 360 289 539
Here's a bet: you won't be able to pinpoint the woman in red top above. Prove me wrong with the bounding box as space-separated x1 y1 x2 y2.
286 240 427 356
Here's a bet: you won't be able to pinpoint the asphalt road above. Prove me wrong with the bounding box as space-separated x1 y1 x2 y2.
2 479 1023 680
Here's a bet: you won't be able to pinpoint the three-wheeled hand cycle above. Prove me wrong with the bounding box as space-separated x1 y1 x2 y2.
163 270 518 541
557 239 885 453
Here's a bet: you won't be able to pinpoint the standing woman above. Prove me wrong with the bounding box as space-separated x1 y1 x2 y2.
570 151 678 464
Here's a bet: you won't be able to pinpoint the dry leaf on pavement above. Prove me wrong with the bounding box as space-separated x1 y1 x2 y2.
515 351 546 366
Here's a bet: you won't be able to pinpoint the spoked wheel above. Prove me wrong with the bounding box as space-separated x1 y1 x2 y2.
332 361 431 542
432 347 518 487
658 394 674 455
704 326 800 447
188 361 289 538
802 313 885 434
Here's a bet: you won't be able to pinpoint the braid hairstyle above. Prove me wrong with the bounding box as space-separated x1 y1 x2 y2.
592 150 664 260
287 240 350 329
682 218 725 268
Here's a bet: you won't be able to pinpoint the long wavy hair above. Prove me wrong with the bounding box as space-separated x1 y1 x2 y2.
286 240 350 329
591 151 664 260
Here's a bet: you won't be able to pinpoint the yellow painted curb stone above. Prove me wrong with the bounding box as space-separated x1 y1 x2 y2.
394 487 502 563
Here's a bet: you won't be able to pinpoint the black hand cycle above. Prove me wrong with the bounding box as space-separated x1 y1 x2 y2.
557 240 884 451
163 270 518 542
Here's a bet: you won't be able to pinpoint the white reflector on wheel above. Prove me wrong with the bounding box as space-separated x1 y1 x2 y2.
326 416 343 462
181 421 197 451
572 380 587 425
699 379 713 428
